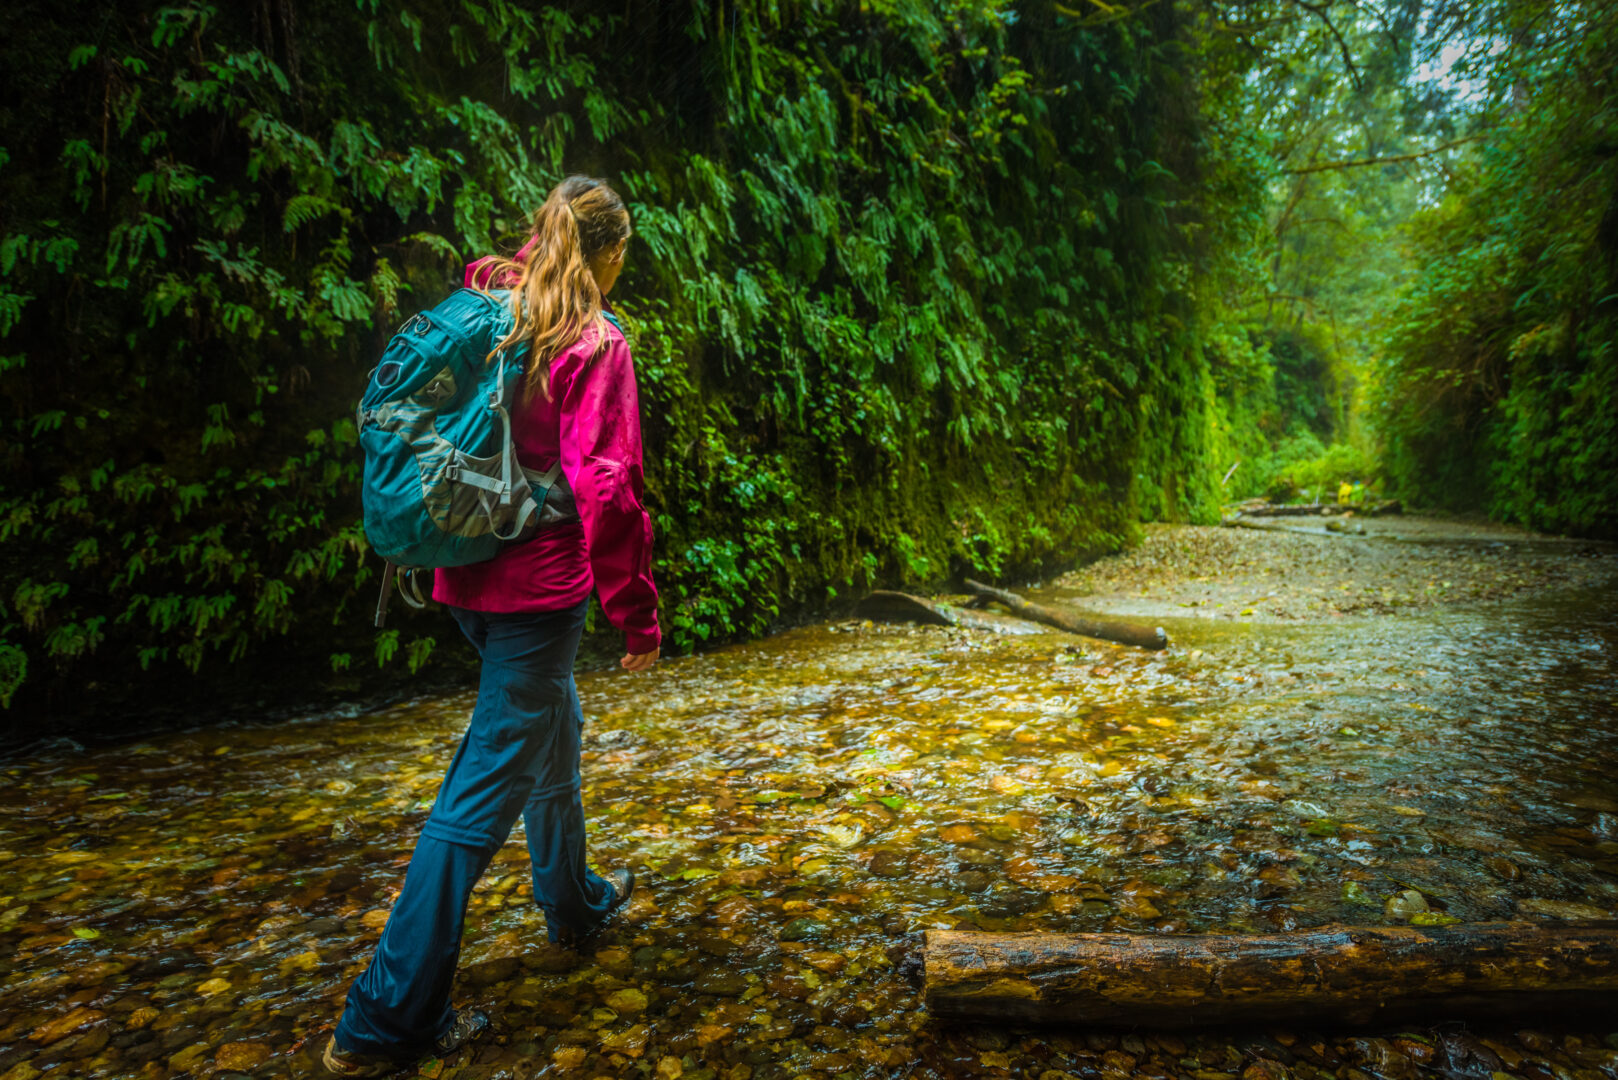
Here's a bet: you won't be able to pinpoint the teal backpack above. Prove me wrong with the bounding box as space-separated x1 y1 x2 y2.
357 288 609 625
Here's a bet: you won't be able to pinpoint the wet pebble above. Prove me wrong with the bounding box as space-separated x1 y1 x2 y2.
1441 1032 1505 1074
1352 1038 1417 1080
777 917 824 943
466 957 520 986
605 988 648 1014
956 870 991 893
1383 889 1429 921
694 969 749 996
867 849 909 877
27 1007 103 1046
1244 1059 1290 1080
1484 856 1522 881
1392 1038 1436 1065
1518 898 1609 919
214 1041 272 1070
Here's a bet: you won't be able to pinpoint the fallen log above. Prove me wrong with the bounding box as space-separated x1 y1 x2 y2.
1238 504 1345 517
962 580 1167 650
854 591 1044 635
1224 517 1297 532
923 922 1618 1028
1225 516 1361 536
855 590 957 627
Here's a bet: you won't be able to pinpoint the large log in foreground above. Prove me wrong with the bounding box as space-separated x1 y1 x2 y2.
924 923 1618 1027
963 579 1168 650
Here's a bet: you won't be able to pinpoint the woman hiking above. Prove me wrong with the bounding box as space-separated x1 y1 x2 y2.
324 175 661 1077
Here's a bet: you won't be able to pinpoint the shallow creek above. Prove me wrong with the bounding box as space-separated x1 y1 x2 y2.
2 535 1617 1079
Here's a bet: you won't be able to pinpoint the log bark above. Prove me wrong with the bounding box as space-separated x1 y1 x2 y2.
924 923 1618 1027
855 591 1044 635
1225 517 1295 532
1237 504 1344 517
962 580 1167 650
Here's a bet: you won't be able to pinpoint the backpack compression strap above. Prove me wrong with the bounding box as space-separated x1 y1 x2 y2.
494 460 563 540
374 562 434 628
449 344 561 539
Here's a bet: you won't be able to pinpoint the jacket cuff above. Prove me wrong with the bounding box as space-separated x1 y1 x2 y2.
625 626 661 656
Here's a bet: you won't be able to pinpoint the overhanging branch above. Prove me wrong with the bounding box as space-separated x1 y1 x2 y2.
1286 0 1363 92
1284 135 1485 174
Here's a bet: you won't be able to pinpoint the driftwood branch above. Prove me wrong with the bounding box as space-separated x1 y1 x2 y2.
924 922 1618 1027
1227 517 1306 533
854 591 1040 635
962 580 1167 650
858 588 1166 649
1237 504 1346 517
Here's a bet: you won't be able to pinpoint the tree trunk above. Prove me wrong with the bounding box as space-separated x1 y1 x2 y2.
962 580 1167 650
923 923 1618 1027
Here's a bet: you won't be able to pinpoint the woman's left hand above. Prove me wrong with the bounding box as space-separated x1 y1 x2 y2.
621 647 659 672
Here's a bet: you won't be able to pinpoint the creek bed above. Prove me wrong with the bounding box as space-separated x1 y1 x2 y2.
1 524 1616 1078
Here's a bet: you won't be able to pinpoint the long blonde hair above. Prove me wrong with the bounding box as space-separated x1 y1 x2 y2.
481 176 631 402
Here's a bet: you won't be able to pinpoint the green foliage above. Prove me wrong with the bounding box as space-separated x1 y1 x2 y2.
1239 432 1377 504
1377 0 1618 536
1189 1 1462 509
0 0 1223 717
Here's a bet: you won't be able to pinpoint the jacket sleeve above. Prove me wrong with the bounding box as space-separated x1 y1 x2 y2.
555 329 662 654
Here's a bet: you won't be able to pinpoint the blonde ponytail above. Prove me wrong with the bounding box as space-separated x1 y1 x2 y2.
478 176 631 402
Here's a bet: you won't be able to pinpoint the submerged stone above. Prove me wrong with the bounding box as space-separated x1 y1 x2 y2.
694 969 749 996
1384 889 1429 921
777 917 824 943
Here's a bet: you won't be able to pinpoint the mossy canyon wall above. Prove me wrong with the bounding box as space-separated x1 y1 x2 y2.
0 0 1226 725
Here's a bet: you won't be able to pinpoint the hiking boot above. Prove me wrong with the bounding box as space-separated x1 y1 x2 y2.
434 1008 489 1055
554 867 635 949
320 1009 487 1077
321 1037 397 1078
602 867 636 919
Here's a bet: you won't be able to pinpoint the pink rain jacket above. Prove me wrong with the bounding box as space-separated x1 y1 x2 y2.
432 247 662 655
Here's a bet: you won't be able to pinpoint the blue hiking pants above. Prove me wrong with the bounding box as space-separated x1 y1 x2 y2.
334 600 616 1057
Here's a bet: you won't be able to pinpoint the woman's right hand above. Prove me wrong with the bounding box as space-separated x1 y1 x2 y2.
620 647 659 672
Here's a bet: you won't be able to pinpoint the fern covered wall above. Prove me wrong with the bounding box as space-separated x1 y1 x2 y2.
1375 1 1618 538
0 0 1221 724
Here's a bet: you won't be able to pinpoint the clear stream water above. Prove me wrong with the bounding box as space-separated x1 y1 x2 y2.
2 546 1616 1079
